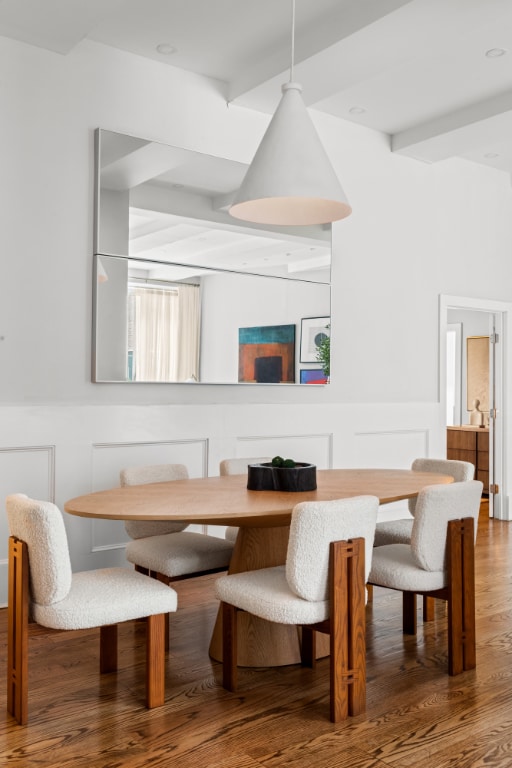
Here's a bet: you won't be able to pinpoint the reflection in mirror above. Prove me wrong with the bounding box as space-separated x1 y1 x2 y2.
93 255 331 384
93 128 332 385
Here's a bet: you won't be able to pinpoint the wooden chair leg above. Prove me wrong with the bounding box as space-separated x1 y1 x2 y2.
100 625 118 673
7 537 29 725
366 583 373 602
423 595 435 622
447 518 476 675
403 592 417 634
330 537 366 722
300 626 316 668
222 602 238 692
155 572 172 652
146 613 166 708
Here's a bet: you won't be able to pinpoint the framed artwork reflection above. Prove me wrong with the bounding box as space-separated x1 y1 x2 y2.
300 369 328 385
238 324 296 383
300 317 330 363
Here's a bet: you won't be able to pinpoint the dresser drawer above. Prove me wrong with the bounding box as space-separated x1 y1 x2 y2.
447 429 476 450
446 448 475 466
477 469 489 491
477 450 489 471
477 430 489 451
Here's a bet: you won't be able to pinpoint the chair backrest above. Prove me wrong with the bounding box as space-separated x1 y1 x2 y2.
6 494 72 605
408 457 474 515
286 495 379 602
219 457 272 476
120 463 189 539
411 480 483 572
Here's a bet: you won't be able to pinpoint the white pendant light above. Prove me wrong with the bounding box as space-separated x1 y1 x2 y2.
229 0 351 227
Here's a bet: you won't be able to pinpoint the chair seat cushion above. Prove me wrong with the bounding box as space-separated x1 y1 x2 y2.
215 566 329 625
32 567 178 630
125 531 233 577
368 544 446 593
373 518 413 547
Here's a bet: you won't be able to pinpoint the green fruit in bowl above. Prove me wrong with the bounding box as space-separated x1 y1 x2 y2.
271 456 284 467
282 459 296 468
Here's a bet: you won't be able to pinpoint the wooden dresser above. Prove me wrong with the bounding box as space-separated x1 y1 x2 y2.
446 425 489 493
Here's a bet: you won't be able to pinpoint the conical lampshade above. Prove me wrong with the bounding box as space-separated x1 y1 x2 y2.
230 83 352 226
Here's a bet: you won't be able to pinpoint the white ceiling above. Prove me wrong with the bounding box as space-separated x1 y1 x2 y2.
3 0 512 174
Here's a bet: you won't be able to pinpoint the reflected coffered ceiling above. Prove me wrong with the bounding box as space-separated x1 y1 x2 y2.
97 129 331 278
4 0 512 173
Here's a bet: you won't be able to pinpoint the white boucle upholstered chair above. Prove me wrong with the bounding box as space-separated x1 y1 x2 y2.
219 457 271 543
368 480 483 676
121 464 234 581
373 458 474 547
370 458 475 621
215 495 379 722
6 494 177 725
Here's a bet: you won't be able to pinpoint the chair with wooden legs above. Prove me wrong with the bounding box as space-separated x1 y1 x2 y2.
370 457 474 618
368 480 483 675
6 494 177 724
215 495 379 722
373 458 475 548
219 457 271 543
121 463 234 579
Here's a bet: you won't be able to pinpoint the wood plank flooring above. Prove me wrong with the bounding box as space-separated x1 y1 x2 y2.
2 502 512 768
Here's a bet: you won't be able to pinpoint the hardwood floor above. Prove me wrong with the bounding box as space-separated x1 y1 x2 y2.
2 501 511 768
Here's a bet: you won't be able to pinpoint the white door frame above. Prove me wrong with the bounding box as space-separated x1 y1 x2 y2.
439 294 510 521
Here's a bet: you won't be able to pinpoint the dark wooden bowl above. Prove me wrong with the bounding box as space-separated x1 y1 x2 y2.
247 462 317 492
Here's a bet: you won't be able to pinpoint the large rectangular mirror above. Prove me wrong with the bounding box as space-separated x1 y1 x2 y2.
93 129 331 385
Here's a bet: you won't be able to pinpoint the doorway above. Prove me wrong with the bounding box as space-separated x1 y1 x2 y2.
440 295 507 519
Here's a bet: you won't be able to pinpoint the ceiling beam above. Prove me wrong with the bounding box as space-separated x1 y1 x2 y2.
392 89 512 163
228 0 415 110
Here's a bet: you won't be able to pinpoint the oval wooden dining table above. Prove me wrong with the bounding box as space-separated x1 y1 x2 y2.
65 468 453 667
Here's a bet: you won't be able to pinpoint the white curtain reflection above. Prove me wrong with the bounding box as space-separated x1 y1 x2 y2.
130 283 200 382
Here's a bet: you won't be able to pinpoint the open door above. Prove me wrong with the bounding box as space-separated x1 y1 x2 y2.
444 305 503 518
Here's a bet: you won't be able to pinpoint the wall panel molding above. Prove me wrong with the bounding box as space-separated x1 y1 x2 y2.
235 432 334 469
89 437 209 554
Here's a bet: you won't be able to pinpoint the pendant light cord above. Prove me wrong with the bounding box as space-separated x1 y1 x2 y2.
290 0 295 82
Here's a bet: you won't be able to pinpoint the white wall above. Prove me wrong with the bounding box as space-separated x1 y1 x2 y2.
1 36 512 604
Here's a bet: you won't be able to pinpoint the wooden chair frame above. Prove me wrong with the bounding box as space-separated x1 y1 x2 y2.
7 536 166 725
369 517 476 676
221 537 366 723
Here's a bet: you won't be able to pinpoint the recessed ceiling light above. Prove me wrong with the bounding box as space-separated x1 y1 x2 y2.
485 152 499 158
485 48 507 58
349 106 366 115
156 43 177 55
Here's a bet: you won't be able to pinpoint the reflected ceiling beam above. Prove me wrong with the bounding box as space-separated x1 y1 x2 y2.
130 184 331 242
101 143 191 191
392 89 512 163
212 191 234 212
287 253 331 274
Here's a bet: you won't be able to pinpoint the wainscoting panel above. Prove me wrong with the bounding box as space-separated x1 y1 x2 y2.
352 428 429 520
0 445 55 606
352 428 429 468
233 433 333 470
90 439 209 552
